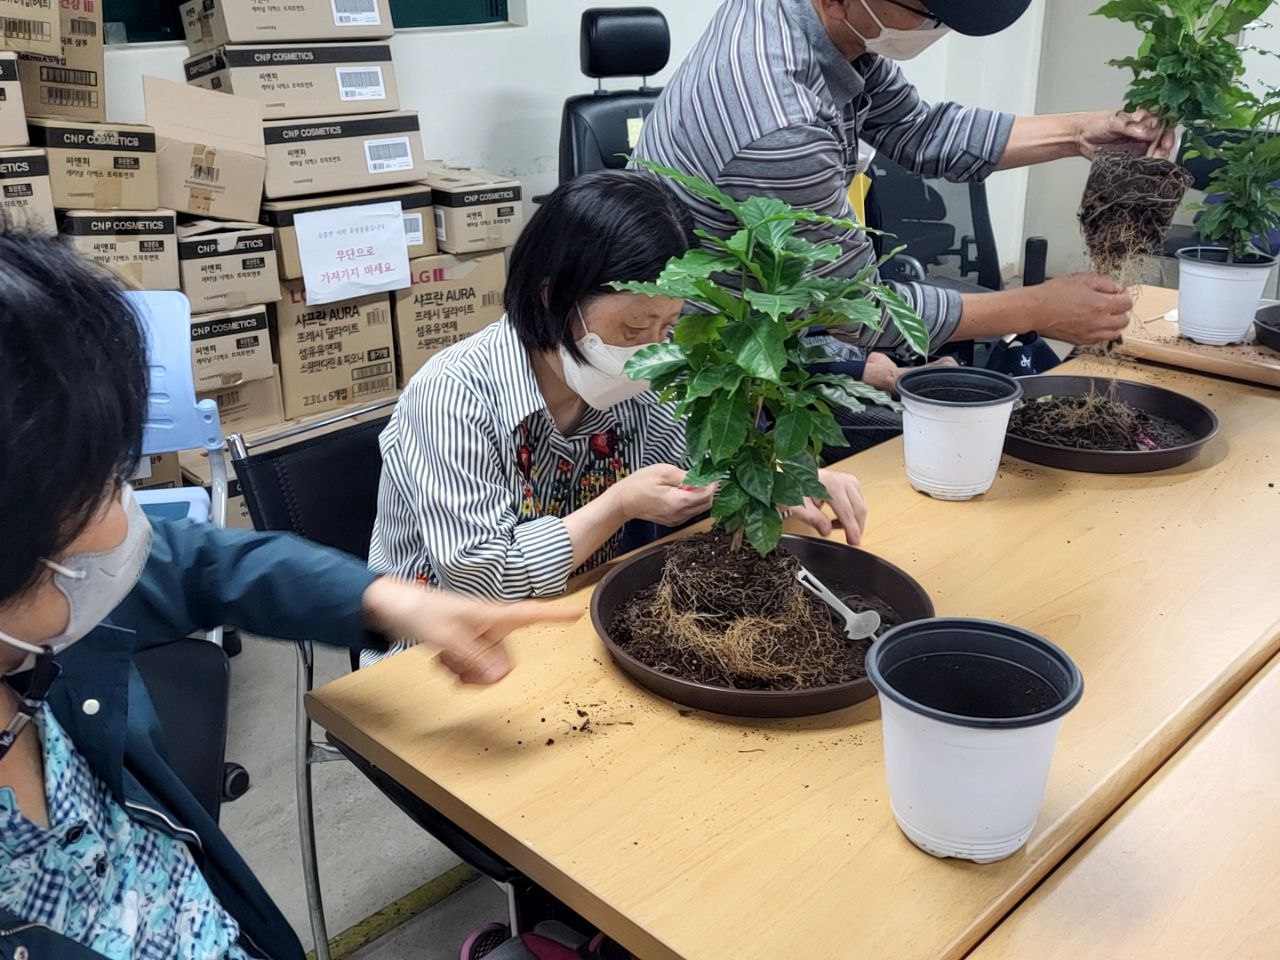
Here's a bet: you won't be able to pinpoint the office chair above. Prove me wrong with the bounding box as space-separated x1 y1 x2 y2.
230 400 536 960
558 7 670 183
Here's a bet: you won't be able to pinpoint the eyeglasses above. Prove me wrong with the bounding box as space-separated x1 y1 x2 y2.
877 0 944 29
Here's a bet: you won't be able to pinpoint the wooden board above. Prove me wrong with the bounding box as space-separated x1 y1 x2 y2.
1119 284 1280 388
970 653 1280 960
308 356 1280 960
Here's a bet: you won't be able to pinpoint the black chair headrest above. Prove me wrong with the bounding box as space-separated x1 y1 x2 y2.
580 7 670 79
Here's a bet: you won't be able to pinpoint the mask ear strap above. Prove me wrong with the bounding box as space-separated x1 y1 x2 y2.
43 558 86 581
0 649 61 762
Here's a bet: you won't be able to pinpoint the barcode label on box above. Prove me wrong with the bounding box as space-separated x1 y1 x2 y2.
0 17 53 43
332 0 381 27
433 207 445 241
42 87 98 108
39 66 96 87
482 290 501 308
336 66 385 101
364 136 412 174
191 163 220 184
69 18 97 37
402 212 423 246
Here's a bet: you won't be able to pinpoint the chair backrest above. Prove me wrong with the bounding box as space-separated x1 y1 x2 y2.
126 290 224 458
867 154 1003 291
558 7 669 183
229 408 392 561
134 638 230 821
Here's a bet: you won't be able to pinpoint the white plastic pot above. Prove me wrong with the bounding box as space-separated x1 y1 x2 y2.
867 618 1084 864
1177 247 1279 345
896 368 1022 501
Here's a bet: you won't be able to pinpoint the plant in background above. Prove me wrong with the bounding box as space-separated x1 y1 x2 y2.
615 160 930 556
1079 0 1275 280
1190 92 1280 260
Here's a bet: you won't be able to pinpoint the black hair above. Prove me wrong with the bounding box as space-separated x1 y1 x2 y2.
504 169 693 362
0 231 147 604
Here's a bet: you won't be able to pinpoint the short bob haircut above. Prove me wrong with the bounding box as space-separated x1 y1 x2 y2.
0 231 147 604
504 169 693 363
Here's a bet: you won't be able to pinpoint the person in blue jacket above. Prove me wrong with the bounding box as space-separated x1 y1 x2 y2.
0 232 574 959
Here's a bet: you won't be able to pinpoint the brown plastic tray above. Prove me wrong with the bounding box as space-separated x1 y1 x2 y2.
1004 375 1219 474
591 534 934 718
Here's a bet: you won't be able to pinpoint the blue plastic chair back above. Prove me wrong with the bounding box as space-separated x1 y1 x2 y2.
125 290 224 457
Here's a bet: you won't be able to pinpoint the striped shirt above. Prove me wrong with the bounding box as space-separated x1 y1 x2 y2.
634 0 1015 351
364 318 686 665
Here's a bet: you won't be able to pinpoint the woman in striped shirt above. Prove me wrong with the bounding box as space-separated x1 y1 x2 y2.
366 171 867 663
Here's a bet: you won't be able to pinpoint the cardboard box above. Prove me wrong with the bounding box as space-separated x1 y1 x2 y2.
132 452 182 490
191 303 275 392
393 252 505 386
423 162 523 254
18 0 104 122
262 111 424 199
61 209 179 290
272 281 395 418
0 53 26 145
0 0 59 57
185 42 398 120
178 450 252 529
180 0 393 56
28 118 157 210
0 147 58 233
198 365 285 432
145 76 266 222
261 183 435 280
178 220 280 313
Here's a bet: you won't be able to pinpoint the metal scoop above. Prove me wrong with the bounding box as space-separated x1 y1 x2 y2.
796 566 882 641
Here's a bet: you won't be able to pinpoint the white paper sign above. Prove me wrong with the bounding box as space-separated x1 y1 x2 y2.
295 200 411 306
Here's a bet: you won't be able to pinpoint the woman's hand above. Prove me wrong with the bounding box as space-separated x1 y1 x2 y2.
362 578 580 684
1077 109 1175 160
786 470 868 546
611 464 717 526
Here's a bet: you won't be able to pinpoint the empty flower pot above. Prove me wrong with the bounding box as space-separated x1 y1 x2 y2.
1177 247 1279 345
896 368 1022 501
866 618 1084 864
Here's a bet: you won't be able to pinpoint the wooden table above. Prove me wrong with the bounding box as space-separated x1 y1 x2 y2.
970 652 1280 959
308 356 1280 960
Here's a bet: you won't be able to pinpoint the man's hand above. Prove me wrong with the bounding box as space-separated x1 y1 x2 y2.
861 351 902 392
1077 109 1175 160
1024 274 1133 346
362 578 581 684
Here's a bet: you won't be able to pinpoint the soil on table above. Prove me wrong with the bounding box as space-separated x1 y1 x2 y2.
1008 391 1195 451
1079 150 1193 282
609 530 902 691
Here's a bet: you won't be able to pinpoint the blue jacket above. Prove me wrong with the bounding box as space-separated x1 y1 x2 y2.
0 519 379 960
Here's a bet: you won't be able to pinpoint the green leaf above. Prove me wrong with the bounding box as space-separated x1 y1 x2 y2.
628 157 743 217
660 248 740 284
739 196 793 228
744 288 812 320
811 374 903 413
624 342 689 381
870 286 930 357
706 389 751 463
822 296 885 331
809 409 847 448
735 449 775 504
744 500 784 556
771 469 807 509
772 409 811 459
711 479 749 519
686 364 746 401
674 311 724 348
783 453 830 500
683 457 727 488
723 319 787 382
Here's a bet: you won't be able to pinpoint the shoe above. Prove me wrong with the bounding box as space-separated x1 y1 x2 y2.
460 923 510 960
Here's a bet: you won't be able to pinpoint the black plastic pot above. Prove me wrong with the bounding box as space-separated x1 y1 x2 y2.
1255 303 1280 353
867 618 1083 728
1004 375 1219 474
590 534 934 718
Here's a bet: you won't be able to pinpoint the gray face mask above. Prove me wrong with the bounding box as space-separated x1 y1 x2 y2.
0 485 153 675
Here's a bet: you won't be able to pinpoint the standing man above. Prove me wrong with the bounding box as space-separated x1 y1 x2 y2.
635 0 1172 390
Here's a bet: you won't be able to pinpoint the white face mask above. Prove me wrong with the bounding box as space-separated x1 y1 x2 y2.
845 0 950 60
0 485 153 675
558 305 652 410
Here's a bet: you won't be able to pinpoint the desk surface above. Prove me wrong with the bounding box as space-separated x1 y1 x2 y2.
308 356 1280 960
970 652 1280 959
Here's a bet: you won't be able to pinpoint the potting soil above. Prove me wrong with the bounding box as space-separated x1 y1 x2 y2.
1078 151 1193 282
1008 393 1195 451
